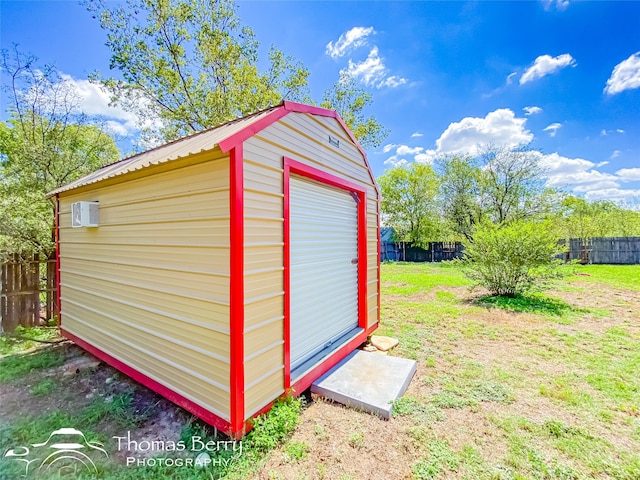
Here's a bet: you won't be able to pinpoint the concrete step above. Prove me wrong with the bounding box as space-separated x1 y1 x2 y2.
311 350 417 419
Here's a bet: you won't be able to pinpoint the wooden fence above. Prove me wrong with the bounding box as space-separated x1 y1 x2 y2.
381 241 464 262
563 237 640 264
383 237 640 265
1 253 57 332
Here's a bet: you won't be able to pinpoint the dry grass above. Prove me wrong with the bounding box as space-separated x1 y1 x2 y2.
254 263 640 480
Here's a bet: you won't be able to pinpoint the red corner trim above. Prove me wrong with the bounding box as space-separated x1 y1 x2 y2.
61 328 232 434
283 160 291 389
283 157 369 390
55 195 62 328
377 202 381 322
229 145 245 436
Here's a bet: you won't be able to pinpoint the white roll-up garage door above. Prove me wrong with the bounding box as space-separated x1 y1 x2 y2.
289 175 359 374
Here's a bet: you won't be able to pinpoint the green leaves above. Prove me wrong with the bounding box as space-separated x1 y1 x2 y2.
456 221 565 297
1 48 120 258
88 0 311 142
321 72 388 148
379 163 443 247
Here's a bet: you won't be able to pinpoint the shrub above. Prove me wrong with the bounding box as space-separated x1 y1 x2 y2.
456 221 564 297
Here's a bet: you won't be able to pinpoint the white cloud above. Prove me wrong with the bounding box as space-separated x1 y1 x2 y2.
506 72 518 85
596 161 609 168
543 122 562 137
58 73 160 137
434 108 533 155
540 152 621 192
523 106 543 116
382 143 398 153
520 54 576 84
617 129 625 134
411 132 423 138
396 145 423 156
344 46 408 89
326 27 375 59
542 0 570 11
610 150 621 159
604 52 640 95
616 167 640 181
379 75 408 88
584 188 640 202
383 156 408 167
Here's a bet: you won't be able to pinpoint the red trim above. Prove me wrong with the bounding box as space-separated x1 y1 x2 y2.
377 202 381 322
283 157 369 389
61 328 232 434
291 324 377 395
55 195 62 327
218 108 289 153
283 160 291 388
229 145 245 437
218 102 380 197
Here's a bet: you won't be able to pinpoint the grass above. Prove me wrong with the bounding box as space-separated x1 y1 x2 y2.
566 264 640 290
1 262 638 479
379 262 640 479
0 335 303 480
0 325 62 356
0 344 67 383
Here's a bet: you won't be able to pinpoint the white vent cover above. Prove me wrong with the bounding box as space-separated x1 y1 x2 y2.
71 201 99 228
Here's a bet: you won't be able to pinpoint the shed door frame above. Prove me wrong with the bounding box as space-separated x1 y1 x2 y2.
283 157 367 390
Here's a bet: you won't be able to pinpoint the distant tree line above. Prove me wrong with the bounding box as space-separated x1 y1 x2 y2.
378 146 640 247
378 146 640 297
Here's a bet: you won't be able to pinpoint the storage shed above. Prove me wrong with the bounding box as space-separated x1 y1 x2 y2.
49 101 380 437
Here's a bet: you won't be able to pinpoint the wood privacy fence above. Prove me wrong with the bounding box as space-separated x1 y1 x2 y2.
1 253 57 332
561 237 640 264
381 241 464 262
383 237 640 264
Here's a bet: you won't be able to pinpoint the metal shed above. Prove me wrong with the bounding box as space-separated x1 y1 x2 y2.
49 101 380 437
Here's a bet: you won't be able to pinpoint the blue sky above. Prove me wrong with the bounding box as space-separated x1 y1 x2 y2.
1 0 639 203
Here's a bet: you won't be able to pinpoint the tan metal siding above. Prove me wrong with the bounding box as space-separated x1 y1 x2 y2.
242 145 286 415
59 156 231 420
241 112 379 415
253 113 379 330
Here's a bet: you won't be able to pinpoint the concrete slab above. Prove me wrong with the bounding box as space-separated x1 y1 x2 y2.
311 350 417 419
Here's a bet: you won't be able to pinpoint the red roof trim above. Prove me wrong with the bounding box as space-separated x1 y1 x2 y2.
218 101 379 196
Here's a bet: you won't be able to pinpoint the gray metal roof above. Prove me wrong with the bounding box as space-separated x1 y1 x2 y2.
48 106 279 196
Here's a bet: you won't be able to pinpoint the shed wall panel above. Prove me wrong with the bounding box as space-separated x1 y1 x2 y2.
241 113 379 416
59 157 231 420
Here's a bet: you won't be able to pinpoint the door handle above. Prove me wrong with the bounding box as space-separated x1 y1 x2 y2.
351 258 358 265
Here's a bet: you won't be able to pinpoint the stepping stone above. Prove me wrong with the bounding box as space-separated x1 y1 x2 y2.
311 350 417 419
370 335 399 351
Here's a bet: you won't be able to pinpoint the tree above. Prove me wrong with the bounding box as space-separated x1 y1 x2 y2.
437 155 482 240
477 145 550 224
378 164 441 247
456 220 564 297
321 73 388 149
553 195 640 240
0 48 120 258
437 145 554 240
87 0 310 142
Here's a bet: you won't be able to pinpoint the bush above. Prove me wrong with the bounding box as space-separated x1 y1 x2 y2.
456 221 564 297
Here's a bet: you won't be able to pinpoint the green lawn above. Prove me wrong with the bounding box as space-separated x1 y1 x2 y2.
1 262 638 479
